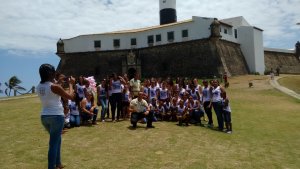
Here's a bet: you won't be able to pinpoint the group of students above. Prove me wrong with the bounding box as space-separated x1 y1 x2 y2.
37 64 233 169
59 72 232 134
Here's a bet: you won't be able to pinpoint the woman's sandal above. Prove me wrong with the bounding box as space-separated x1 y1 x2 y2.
56 164 66 169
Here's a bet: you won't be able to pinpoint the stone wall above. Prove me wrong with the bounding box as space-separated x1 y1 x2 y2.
215 40 249 76
57 39 249 81
264 50 300 74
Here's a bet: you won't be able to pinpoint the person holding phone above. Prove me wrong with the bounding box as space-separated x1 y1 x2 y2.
37 64 75 169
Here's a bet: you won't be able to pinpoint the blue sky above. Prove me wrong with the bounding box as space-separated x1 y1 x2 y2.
0 0 299 97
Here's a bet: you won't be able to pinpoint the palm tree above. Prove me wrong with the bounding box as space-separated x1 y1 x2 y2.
4 76 26 97
0 82 3 94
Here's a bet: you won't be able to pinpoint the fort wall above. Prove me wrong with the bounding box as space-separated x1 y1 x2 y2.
57 39 250 80
264 49 300 74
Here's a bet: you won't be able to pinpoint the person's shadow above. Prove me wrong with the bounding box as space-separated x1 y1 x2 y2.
127 126 149 130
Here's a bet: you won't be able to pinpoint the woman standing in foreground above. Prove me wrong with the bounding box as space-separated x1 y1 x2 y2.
36 64 75 169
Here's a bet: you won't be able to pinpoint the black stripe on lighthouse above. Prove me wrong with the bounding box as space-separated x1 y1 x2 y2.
160 8 177 25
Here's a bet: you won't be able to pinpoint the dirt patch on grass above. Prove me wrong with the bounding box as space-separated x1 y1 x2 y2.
227 75 273 91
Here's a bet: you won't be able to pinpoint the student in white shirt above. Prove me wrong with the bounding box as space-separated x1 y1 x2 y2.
202 80 213 127
211 80 225 131
110 73 126 122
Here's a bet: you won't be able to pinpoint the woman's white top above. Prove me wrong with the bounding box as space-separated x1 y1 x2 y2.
111 80 122 93
98 85 107 98
149 103 157 111
37 82 64 116
190 90 199 100
76 83 85 99
149 86 158 100
212 86 222 103
202 86 212 102
159 88 168 100
189 100 200 110
157 106 165 113
68 100 80 115
177 105 186 115
123 91 130 102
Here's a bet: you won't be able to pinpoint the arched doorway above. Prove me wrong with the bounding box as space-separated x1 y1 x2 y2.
128 68 137 80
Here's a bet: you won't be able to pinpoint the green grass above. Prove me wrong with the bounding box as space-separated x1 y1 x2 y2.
0 75 300 169
278 76 300 94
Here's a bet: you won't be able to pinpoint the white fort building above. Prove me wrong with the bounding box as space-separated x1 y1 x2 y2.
57 0 299 78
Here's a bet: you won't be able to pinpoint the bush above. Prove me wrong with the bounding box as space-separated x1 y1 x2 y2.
264 70 271 75
250 72 260 75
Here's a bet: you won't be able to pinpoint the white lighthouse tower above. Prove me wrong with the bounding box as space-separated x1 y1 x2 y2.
159 0 177 25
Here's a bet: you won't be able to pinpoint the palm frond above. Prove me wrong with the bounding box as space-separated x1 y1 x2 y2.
5 88 9 96
9 76 22 87
13 86 26 91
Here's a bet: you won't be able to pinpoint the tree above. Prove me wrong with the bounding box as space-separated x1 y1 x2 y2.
4 76 26 97
0 82 3 94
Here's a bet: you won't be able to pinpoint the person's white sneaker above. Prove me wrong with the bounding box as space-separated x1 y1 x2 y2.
226 131 232 134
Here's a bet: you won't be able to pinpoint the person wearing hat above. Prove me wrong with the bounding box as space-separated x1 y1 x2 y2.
37 64 76 169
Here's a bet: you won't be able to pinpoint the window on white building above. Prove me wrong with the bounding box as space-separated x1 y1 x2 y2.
182 30 188 38
234 29 238 38
224 28 228 34
113 39 120 48
156 34 161 42
94 40 101 48
131 38 137 46
148 35 154 44
167 31 174 42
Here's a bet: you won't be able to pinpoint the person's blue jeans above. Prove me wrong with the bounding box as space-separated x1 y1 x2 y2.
131 111 154 128
190 109 203 124
203 101 213 125
212 102 224 130
223 110 231 123
111 93 122 120
99 97 107 120
81 109 98 123
41 115 64 169
70 114 80 127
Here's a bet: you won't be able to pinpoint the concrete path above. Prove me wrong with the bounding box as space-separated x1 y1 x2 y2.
269 76 300 100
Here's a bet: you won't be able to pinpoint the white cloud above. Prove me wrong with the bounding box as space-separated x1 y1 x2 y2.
0 0 299 56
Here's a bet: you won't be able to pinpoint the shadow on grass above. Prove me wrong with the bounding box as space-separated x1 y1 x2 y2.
127 125 157 130
80 123 95 127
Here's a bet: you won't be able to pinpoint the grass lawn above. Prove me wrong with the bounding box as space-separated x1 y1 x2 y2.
0 75 300 169
278 75 300 94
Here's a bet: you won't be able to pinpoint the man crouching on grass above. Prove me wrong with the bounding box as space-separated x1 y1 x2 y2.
129 92 155 129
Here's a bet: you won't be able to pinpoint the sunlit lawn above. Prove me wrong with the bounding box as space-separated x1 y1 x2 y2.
0 75 299 169
278 75 300 94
